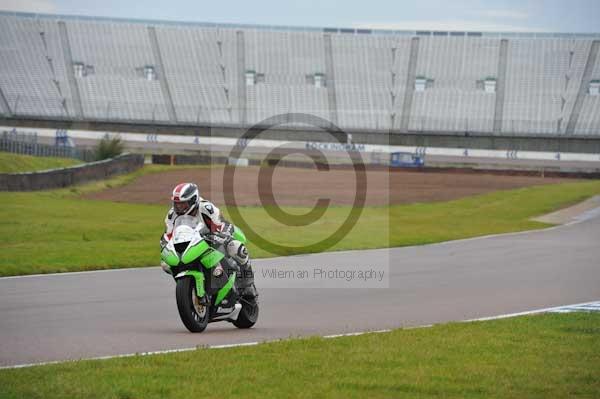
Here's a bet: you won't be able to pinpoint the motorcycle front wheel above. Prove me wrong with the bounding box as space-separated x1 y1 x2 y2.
176 276 209 333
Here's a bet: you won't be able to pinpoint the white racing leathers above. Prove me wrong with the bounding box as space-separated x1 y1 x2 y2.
162 198 256 296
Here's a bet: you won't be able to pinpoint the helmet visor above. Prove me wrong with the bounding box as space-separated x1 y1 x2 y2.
173 200 191 215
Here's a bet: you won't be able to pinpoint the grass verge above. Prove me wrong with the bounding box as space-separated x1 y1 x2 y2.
0 313 598 398
1 172 600 276
0 152 81 173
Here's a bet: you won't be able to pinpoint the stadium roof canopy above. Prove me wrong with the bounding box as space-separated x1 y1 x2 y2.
1 10 599 40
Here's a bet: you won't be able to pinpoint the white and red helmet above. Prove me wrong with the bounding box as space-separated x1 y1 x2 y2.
171 183 199 216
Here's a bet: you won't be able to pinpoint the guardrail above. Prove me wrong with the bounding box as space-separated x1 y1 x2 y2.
0 153 144 191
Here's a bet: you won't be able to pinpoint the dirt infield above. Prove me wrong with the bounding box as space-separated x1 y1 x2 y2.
84 166 572 207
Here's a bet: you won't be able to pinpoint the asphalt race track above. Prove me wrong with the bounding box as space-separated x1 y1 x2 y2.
1 214 599 367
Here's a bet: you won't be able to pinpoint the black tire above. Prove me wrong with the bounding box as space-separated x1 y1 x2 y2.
232 298 259 329
175 276 209 333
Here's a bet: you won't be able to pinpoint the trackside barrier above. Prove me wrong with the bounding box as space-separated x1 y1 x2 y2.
0 153 144 191
0 137 95 161
3 126 600 164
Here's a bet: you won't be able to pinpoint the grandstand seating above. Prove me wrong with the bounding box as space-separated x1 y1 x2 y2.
410 36 499 133
245 30 329 124
156 25 239 124
0 16 72 117
332 34 412 130
578 45 600 133
503 38 590 135
0 12 598 135
67 20 169 121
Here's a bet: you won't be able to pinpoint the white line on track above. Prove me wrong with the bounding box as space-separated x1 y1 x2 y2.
463 300 600 321
208 342 259 349
1 300 597 370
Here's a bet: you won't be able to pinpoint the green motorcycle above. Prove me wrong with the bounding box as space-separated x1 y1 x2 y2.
160 216 259 333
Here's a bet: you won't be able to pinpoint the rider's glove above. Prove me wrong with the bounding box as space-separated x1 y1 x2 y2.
208 232 231 246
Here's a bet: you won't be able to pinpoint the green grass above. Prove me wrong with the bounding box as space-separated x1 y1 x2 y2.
1 313 598 398
234 179 600 256
0 152 81 173
1 168 600 276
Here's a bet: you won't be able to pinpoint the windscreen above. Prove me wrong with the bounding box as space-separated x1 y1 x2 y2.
173 215 209 235
173 215 198 230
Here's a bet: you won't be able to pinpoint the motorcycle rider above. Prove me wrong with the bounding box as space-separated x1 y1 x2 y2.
160 182 257 299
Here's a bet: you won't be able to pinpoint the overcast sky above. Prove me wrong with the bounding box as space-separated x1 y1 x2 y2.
0 0 598 33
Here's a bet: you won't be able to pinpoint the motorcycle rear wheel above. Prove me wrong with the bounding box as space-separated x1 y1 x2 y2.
176 276 209 333
233 297 259 329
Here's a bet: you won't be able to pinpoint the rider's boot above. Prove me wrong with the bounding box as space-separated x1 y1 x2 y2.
226 239 258 299
237 261 258 299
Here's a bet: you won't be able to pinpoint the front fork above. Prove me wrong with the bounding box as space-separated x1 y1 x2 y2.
175 266 236 307
174 270 205 297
